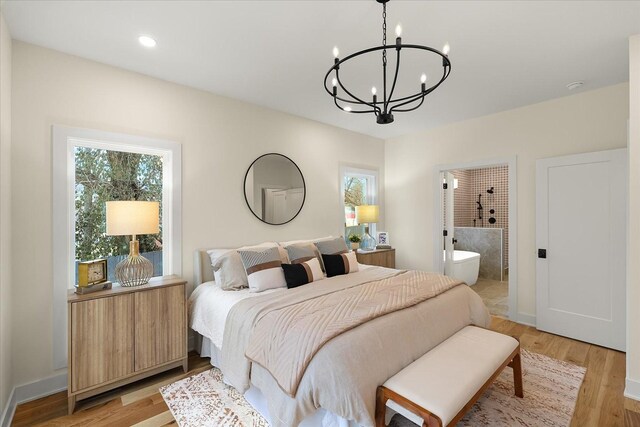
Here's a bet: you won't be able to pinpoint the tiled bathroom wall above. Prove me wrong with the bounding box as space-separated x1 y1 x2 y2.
447 165 509 269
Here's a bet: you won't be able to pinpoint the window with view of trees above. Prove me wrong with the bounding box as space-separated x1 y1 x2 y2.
342 168 377 241
74 147 164 283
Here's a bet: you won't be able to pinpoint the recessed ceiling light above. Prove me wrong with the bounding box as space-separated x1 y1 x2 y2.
566 81 584 91
138 35 157 48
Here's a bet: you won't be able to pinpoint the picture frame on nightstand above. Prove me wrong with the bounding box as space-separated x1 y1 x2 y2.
377 231 391 249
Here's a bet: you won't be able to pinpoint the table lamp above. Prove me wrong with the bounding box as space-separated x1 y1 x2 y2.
106 201 159 287
356 205 379 251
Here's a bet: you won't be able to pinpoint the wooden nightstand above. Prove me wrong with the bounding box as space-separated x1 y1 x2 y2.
67 275 188 414
355 248 396 268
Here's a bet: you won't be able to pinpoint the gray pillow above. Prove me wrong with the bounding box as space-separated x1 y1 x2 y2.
314 237 349 255
285 244 318 264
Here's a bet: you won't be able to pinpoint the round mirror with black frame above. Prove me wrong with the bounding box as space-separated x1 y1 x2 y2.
243 153 306 225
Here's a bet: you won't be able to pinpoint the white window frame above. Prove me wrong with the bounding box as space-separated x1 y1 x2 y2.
340 165 379 237
52 125 182 369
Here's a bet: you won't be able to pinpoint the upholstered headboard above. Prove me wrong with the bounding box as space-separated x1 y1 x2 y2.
194 249 215 286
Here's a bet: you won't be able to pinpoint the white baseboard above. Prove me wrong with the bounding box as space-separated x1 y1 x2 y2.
625 378 640 401
516 312 537 327
0 387 15 427
0 372 67 427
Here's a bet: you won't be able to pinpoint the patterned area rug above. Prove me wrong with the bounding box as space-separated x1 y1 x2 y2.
160 349 585 427
160 368 268 427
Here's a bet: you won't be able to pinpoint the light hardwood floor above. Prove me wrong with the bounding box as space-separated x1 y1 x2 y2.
12 318 640 426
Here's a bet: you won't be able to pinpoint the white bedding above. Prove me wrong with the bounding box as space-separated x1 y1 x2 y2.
189 282 285 348
189 264 373 349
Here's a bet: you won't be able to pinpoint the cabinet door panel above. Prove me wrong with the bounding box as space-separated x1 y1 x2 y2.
135 285 186 371
71 294 134 392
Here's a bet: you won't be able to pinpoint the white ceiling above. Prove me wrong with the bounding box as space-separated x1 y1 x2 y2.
2 1 639 139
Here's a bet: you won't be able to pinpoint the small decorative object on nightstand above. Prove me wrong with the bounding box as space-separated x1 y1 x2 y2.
67 276 188 414
348 233 361 250
376 231 391 249
356 205 379 251
356 248 395 268
75 258 112 294
106 200 159 287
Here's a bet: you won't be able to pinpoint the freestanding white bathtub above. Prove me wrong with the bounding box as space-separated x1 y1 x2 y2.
443 250 481 285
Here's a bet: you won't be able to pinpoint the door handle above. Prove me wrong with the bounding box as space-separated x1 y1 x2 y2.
452 238 458 244
538 249 547 259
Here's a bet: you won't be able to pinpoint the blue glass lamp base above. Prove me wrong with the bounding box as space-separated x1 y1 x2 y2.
360 230 376 251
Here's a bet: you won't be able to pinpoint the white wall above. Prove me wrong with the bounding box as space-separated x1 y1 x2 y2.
626 34 640 400
385 83 628 321
0 11 12 418
10 42 384 387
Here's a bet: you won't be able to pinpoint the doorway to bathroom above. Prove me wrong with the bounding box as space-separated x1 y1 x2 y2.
435 157 517 321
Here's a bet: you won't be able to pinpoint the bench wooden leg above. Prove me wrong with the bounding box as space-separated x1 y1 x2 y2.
423 415 441 427
511 349 524 398
376 387 388 427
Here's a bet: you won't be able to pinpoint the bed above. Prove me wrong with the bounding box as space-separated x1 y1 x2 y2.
190 248 490 427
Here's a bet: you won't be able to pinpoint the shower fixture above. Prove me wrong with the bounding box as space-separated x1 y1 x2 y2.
487 187 494 194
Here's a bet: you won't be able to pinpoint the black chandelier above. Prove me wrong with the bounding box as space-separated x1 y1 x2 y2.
324 0 452 125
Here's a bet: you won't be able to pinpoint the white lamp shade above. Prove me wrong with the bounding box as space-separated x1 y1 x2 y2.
106 201 160 236
356 205 379 224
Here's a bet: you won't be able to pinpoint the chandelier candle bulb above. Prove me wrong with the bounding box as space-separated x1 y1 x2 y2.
443 43 450 55
395 24 402 37
344 106 352 112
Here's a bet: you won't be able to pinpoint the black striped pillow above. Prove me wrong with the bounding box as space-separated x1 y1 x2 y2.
282 258 324 288
321 251 359 278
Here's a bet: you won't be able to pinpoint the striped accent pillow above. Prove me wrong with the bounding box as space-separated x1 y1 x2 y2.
238 247 287 292
314 237 349 255
282 257 325 288
322 251 360 278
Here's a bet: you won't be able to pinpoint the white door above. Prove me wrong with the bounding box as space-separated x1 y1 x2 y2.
443 172 455 276
536 149 626 351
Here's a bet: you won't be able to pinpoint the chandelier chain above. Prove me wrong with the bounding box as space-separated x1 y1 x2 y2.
382 2 387 66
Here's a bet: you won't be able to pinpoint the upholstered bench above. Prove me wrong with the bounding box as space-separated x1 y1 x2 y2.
375 326 523 427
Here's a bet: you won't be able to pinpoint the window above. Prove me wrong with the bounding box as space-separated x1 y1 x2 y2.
341 166 378 241
75 147 164 283
52 126 181 369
